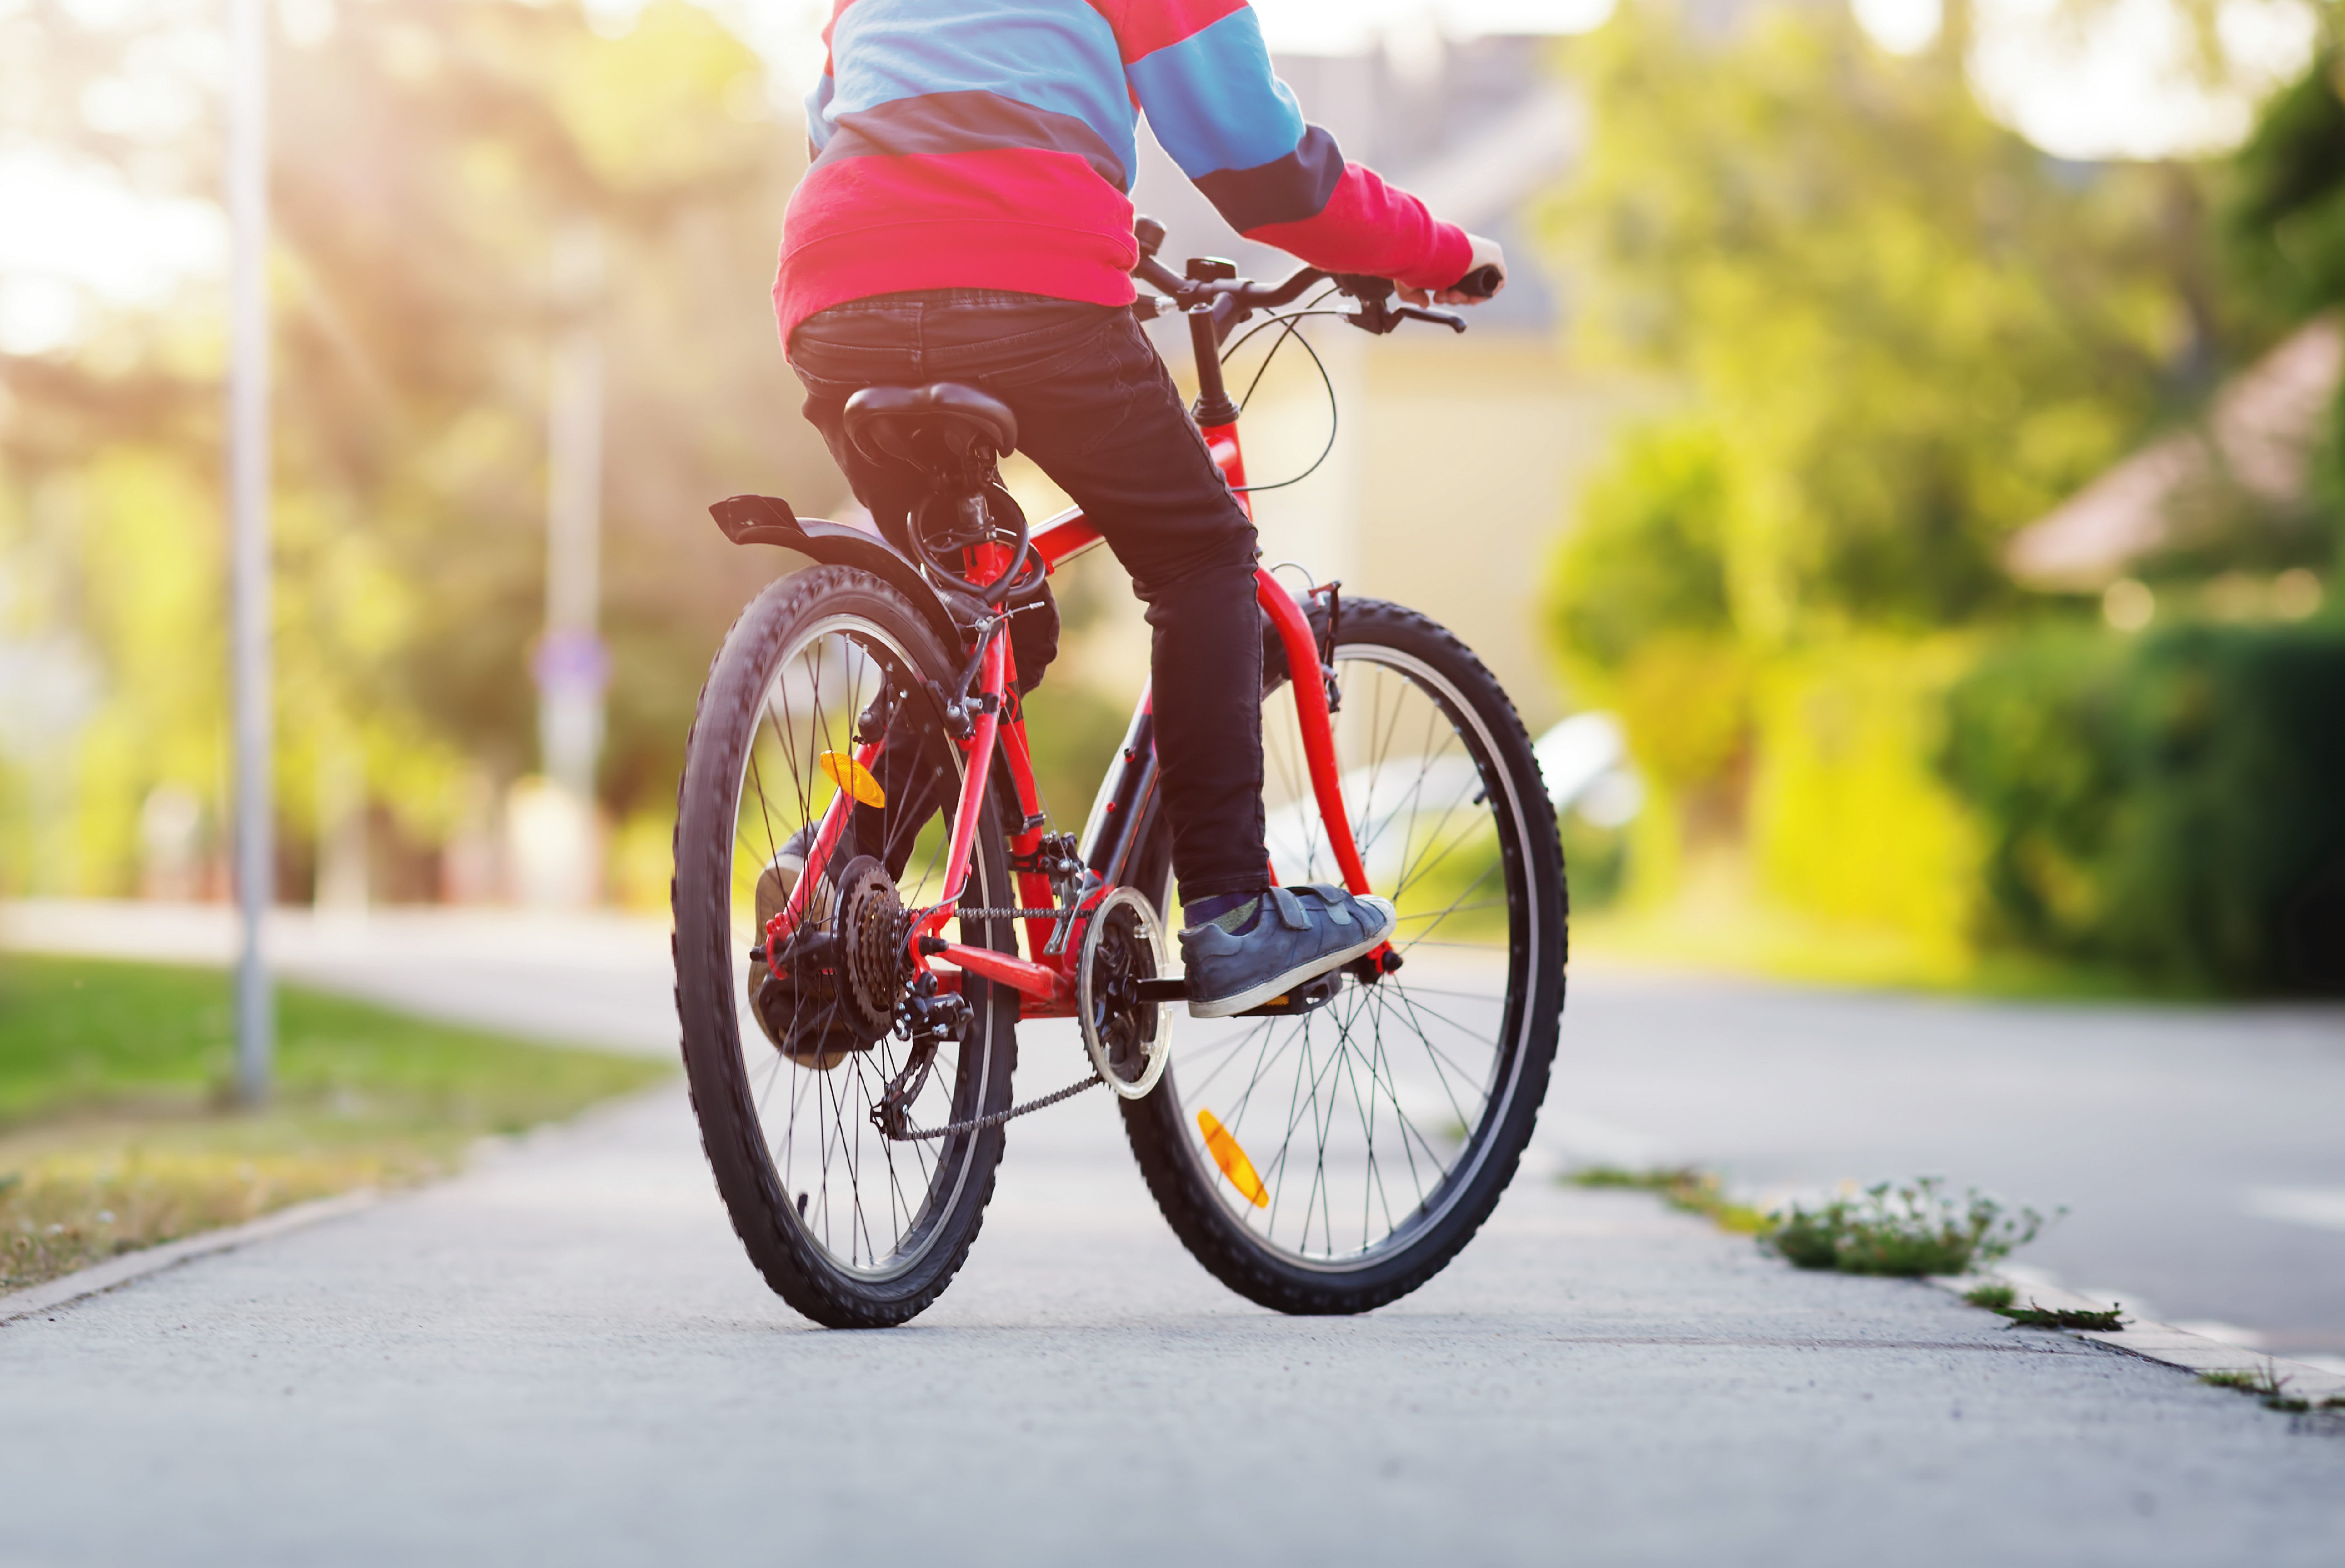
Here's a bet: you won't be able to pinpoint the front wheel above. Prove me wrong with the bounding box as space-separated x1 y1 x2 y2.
1120 598 1567 1314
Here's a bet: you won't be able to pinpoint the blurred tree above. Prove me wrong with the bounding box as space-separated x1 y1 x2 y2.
2226 46 2345 316
1545 418 1732 678
2225 41 2345 566
1542 0 2231 665
1531 0 2285 958
0 0 840 895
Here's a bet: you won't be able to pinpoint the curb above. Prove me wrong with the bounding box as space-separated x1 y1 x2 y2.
0 1189 380 1327
1926 1276 2345 1406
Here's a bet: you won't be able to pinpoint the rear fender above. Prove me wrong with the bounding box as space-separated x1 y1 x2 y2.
709 494 967 651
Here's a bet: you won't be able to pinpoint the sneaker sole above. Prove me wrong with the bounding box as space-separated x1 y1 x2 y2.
1185 905 1397 1020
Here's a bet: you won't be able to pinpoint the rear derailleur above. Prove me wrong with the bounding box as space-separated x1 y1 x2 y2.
871 973 970 1139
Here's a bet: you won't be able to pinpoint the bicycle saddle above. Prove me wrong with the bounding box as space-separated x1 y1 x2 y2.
842 383 1018 478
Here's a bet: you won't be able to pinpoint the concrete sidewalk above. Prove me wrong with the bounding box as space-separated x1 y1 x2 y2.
3 1029 2339 1567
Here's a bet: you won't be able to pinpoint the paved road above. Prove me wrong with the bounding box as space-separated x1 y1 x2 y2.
1550 974 2345 1364
5 1069 2342 1565
8 901 2343 1358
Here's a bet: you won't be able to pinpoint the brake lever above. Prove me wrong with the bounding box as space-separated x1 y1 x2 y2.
1209 291 1251 341
1342 296 1395 335
1394 304 1467 334
1340 298 1469 336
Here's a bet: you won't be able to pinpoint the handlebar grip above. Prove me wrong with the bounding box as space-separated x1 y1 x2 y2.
1453 265 1504 301
1133 215 1166 259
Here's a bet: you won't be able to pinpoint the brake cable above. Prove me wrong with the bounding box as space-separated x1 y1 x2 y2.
1218 292 1344 495
1224 287 1343 409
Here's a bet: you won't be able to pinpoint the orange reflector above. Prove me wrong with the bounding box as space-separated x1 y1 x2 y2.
819 751 887 809
1196 1108 1268 1208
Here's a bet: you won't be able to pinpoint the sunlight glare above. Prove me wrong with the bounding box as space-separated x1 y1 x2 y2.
1970 0 2318 160
1253 0 1613 54
1853 0 1943 55
0 148 224 354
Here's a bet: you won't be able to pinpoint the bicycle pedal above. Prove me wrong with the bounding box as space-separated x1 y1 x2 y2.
1237 971 1342 1018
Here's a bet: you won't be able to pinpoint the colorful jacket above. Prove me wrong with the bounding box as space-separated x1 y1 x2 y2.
775 0 1471 349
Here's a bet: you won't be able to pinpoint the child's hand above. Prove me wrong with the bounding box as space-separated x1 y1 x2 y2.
1401 234 1508 308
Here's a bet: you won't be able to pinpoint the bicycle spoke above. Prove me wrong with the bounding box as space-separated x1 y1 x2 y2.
718 617 998 1284
1174 635 1532 1267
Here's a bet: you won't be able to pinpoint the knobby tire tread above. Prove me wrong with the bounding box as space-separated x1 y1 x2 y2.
672 565 1017 1329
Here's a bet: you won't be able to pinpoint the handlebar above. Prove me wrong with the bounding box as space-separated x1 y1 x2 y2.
1455 264 1504 301
1129 216 1469 341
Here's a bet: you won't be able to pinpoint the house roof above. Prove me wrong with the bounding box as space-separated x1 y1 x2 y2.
2005 315 2343 590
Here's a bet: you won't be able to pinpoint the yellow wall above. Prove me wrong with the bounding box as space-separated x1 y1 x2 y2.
1247 330 1668 731
999 327 1662 739
1749 637 1984 964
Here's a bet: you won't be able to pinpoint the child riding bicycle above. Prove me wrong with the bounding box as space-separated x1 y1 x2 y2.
774 0 1507 1019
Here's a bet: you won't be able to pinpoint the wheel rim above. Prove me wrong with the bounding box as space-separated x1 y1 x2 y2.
724 613 997 1282
1163 643 1539 1270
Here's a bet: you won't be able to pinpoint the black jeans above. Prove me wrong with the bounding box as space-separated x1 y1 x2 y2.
791 290 1267 904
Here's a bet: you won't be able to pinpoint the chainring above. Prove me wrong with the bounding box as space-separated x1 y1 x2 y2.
1077 885 1171 1101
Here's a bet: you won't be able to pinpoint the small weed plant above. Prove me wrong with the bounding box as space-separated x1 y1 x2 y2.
2200 1362 2332 1413
1761 1178 2052 1277
1962 1280 2017 1310
1996 1300 2125 1331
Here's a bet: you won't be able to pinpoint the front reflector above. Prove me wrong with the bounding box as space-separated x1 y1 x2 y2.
819 750 887 809
1196 1108 1268 1208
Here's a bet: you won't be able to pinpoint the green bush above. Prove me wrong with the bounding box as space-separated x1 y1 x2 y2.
1559 813 1631 910
1545 420 1733 679
1940 619 2345 992
1763 1178 2049 1277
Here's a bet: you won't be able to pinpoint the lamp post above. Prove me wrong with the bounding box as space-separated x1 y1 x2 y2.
227 0 272 1104
526 218 608 909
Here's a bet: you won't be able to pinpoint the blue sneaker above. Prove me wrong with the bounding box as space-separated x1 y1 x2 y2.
1179 884 1398 1019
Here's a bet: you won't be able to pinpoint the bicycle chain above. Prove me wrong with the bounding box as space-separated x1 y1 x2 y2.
915 902 1096 957
887 1066 1105 1141
882 901 1141 1139
921 906 1082 922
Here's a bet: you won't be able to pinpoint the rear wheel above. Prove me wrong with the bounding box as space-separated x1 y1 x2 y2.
1120 598 1566 1314
673 565 1017 1328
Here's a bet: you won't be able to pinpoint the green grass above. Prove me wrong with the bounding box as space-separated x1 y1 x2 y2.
1 953 671 1293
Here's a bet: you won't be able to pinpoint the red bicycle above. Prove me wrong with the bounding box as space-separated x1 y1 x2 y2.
672 223 1566 1328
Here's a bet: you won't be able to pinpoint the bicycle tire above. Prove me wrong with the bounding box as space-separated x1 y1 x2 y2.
1119 597 1566 1314
672 564 1019 1328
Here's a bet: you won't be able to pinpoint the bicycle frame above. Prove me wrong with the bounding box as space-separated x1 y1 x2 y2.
766 363 1378 1019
